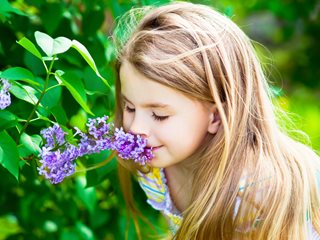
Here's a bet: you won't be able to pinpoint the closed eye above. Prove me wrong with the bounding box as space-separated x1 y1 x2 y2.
125 105 135 113
152 112 169 121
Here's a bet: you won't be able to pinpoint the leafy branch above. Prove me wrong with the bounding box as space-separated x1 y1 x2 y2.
0 31 110 182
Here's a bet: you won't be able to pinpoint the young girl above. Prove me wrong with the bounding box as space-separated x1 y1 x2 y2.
113 2 320 239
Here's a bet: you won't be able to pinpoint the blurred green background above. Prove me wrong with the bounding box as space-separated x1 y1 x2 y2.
0 0 319 239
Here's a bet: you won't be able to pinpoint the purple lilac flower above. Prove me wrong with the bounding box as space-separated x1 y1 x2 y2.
0 78 11 110
38 116 154 184
87 116 111 139
40 124 66 148
78 116 113 155
38 146 77 184
112 127 154 165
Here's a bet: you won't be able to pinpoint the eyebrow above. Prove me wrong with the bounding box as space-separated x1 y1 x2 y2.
121 94 171 109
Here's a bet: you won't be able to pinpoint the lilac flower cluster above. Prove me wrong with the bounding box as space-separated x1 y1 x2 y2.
38 116 154 184
38 124 77 184
0 78 11 110
113 128 154 164
77 116 113 155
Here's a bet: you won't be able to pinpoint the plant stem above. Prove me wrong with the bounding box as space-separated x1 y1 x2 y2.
45 84 61 93
75 152 116 172
18 57 56 140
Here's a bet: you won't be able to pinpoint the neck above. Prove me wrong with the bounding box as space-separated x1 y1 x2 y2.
165 161 194 213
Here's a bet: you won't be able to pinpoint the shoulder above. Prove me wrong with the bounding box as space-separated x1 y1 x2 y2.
137 167 166 192
233 173 272 233
136 168 168 210
234 168 320 238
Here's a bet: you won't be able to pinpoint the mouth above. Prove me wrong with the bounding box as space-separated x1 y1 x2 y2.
147 145 163 151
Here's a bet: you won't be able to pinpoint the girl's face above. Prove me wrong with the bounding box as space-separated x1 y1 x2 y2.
120 61 213 168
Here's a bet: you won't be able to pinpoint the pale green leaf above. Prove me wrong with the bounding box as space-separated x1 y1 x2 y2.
20 133 42 155
35 31 72 57
9 82 41 106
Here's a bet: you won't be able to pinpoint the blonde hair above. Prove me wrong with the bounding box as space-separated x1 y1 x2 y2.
113 2 320 239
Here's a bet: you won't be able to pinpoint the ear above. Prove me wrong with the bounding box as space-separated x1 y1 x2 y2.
208 105 221 134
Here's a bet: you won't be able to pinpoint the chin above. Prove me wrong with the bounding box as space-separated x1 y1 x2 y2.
149 158 168 169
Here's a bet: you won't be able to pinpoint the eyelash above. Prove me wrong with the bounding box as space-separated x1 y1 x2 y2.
125 105 135 113
152 113 169 121
124 106 169 121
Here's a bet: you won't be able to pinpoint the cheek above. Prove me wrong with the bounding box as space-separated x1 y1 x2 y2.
122 111 131 131
170 117 207 150
156 122 186 147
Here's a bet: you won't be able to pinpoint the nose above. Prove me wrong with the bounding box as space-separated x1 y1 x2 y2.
128 114 149 138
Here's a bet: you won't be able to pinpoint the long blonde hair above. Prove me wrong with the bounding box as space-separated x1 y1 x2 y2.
113 2 320 239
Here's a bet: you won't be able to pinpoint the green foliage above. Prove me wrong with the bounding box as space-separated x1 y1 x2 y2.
0 0 168 239
0 131 20 180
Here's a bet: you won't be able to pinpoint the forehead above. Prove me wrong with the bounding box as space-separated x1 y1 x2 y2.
119 61 202 109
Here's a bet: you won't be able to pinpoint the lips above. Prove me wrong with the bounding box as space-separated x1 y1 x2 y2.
147 145 163 151
153 146 163 151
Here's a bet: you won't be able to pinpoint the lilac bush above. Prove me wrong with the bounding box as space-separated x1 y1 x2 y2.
38 116 154 184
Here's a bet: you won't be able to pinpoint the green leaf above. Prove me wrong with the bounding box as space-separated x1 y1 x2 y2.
36 114 53 123
55 70 93 115
0 111 18 131
86 152 116 187
62 127 78 146
0 0 28 20
71 40 110 88
41 80 62 109
19 133 42 155
23 52 46 76
9 82 41 106
75 222 94 240
0 67 39 86
35 31 72 57
69 109 87 131
76 176 97 214
60 222 94 240
0 131 19 181
18 144 32 158
17 37 42 60
83 66 109 95
0 214 22 239
40 2 63 34
60 230 78 240
82 8 104 36
50 105 67 125
43 220 58 233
